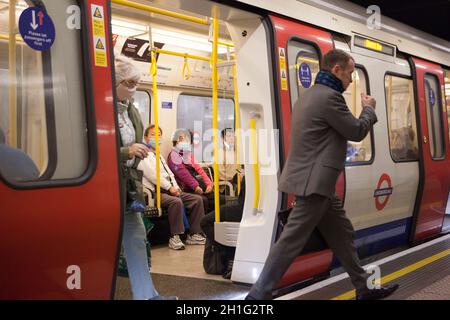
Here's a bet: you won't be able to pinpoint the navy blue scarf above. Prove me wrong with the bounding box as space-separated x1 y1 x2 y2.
315 71 345 93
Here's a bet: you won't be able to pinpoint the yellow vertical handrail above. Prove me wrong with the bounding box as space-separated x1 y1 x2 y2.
8 0 17 147
250 119 260 211
388 75 393 133
351 72 357 115
232 61 241 196
151 48 161 210
212 7 221 223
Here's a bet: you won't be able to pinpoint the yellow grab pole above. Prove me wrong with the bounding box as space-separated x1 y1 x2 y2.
112 0 209 25
212 7 221 223
388 75 393 133
250 119 260 211
218 40 234 47
351 72 357 115
0 34 22 42
156 48 211 62
151 49 161 210
8 0 17 147
232 61 241 195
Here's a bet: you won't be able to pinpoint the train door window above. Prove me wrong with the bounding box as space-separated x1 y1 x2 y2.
177 94 235 163
134 90 151 127
424 74 445 159
385 75 419 161
287 40 320 108
444 69 450 144
0 0 89 185
342 68 373 163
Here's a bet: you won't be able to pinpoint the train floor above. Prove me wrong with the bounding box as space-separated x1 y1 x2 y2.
114 244 249 300
114 233 450 300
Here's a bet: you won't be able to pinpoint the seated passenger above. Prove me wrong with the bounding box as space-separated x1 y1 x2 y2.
0 128 39 182
218 128 244 194
138 125 206 250
167 128 220 213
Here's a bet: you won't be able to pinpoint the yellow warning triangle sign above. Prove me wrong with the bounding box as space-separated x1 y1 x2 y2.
96 39 105 50
94 7 102 19
281 69 287 78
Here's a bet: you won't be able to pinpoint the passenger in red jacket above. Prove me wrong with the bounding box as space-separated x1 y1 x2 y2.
167 128 216 213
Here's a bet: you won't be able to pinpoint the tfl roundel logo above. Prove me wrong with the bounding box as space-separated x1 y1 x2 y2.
374 174 393 211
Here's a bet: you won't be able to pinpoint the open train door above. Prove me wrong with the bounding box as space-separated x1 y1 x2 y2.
0 0 121 299
269 15 341 289
410 58 450 242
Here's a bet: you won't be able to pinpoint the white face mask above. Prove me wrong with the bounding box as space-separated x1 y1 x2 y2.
116 83 137 101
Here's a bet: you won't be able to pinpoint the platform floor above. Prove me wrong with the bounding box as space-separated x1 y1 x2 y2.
277 233 450 300
115 234 450 300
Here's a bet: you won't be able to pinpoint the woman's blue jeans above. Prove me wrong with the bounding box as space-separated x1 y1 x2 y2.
122 211 158 300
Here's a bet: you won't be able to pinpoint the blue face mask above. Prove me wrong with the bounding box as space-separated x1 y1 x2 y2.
148 138 162 149
177 142 192 152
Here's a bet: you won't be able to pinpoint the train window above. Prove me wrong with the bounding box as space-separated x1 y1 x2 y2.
384 75 419 162
287 40 320 108
134 90 151 127
424 74 445 159
0 0 89 185
342 68 373 163
177 94 235 163
444 69 450 144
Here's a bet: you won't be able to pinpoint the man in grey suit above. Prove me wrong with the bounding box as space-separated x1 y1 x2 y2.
246 49 398 300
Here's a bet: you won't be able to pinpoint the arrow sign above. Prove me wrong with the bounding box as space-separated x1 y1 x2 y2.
30 10 38 30
38 11 44 26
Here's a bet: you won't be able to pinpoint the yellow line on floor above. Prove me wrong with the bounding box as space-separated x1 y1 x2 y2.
331 248 450 300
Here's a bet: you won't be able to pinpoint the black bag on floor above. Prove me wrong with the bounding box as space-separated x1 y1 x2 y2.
203 237 226 275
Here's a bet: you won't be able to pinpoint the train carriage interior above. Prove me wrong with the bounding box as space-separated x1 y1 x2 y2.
109 0 278 298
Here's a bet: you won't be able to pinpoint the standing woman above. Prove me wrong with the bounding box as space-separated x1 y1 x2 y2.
114 55 176 300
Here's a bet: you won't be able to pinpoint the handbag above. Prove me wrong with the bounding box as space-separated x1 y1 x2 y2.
186 164 207 191
203 237 226 275
125 158 147 213
275 204 328 253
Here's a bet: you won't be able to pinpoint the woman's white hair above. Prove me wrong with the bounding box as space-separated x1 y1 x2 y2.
171 128 191 143
114 55 141 84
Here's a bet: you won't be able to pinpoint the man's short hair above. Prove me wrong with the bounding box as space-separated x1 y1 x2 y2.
145 125 162 137
221 128 233 140
321 49 354 72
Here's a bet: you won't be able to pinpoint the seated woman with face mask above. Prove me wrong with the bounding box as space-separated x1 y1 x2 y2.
167 128 219 213
138 125 206 250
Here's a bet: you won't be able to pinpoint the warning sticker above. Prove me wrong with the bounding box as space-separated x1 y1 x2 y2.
280 68 288 91
96 38 105 50
279 47 287 91
93 19 105 37
278 47 286 70
93 7 103 19
91 5 107 67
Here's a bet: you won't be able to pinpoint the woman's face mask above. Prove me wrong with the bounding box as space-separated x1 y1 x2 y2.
116 83 137 101
148 138 162 149
177 142 192 153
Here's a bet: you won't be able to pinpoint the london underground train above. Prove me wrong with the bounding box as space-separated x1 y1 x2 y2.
0 0 449 299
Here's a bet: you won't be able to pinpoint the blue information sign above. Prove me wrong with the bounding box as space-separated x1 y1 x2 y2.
19 7 55 51
429 87 436 106
298 63 312 88
162 102 173 109
425 80 436 106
